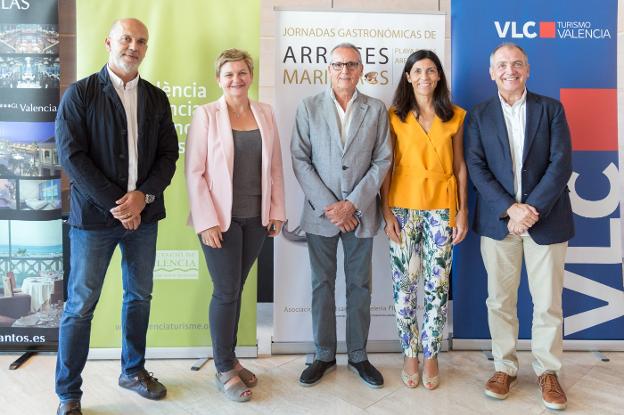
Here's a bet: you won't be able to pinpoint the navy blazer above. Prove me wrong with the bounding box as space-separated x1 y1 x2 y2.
464 91 574 244
56 66 179 229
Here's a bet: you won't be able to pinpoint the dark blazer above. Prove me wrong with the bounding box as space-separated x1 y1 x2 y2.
464 91 574 244
56 65 179 229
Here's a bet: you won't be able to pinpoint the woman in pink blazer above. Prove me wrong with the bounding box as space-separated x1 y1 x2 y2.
185 49 285 402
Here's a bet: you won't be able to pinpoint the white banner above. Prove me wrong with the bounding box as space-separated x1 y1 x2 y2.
273 10 446 351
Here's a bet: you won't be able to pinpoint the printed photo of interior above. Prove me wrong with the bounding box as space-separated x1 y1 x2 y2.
0 24 60 89
0 24 59 54
18 179 61 211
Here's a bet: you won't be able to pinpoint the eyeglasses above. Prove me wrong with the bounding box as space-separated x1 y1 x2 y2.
330 61 360 71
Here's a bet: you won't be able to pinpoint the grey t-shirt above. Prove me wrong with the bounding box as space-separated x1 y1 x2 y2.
231 129 262 218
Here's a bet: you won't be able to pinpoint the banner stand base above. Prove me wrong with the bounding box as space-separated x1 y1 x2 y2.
191 357 211 371
9 351 36 370
591 351 610 362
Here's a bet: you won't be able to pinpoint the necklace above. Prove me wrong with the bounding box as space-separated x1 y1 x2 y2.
229 105 249 119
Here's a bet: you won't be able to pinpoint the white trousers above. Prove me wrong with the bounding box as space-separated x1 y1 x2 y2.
481 234 567 376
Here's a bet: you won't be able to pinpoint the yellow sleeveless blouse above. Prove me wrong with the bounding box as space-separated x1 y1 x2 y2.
387 105 466 227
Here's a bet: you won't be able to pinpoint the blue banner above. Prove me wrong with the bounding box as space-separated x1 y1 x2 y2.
451 0 621 341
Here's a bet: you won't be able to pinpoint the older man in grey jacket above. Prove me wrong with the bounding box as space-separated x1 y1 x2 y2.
291 43 392 388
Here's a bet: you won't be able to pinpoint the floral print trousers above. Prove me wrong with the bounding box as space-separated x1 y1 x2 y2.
389 208 453 359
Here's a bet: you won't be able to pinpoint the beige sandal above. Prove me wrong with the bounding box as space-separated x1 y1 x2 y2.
215 370 252 402
422 358 440 390
401 369 420 388
401 356 419 388
422 373 440 390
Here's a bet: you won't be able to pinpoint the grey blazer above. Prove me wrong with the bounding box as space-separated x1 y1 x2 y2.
291 89 392 238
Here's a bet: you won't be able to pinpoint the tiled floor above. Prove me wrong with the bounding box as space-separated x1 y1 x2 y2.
0 304 622 414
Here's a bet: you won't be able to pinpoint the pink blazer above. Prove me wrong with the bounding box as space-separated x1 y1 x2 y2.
185 96 286 233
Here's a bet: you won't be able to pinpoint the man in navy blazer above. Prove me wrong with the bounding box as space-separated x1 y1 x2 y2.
464 43 573 411
54 19 178 415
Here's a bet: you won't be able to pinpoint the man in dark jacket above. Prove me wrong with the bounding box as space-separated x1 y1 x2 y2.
54 18 178 415
464 43 573 411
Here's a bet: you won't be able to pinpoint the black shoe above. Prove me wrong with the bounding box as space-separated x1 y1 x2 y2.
119 369 167 400
348 360 384 388
299 359 336 386
57 401 82 415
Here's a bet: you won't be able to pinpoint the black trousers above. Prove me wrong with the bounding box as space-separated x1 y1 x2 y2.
199 216 266 372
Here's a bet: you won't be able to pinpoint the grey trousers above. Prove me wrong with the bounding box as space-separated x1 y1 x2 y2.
199 216 266 372
306 231 373 363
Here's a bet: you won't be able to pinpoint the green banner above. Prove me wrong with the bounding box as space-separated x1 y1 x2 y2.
76 0 260 350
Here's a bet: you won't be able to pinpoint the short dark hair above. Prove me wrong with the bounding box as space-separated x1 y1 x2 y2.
391 50 454 123
489 42 529 68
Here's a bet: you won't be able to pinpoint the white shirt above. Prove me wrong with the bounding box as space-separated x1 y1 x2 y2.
330 89 358 149
499 89 527 203
107 65 139 192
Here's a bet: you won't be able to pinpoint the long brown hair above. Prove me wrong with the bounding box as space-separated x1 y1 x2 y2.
391 50 454 122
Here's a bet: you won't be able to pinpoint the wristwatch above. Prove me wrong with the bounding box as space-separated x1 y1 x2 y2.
144 193 156 204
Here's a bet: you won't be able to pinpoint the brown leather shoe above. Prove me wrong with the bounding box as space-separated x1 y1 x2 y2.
484 371 517 399
538 372 567 410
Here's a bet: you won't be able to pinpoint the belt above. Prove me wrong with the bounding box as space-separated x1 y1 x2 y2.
419 170 458 227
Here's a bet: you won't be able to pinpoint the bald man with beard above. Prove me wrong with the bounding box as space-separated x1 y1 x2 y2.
54 18 178 415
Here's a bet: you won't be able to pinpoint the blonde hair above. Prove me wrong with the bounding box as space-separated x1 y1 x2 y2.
215 49 254 76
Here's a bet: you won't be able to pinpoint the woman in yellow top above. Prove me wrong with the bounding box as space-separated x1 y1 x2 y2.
381 50 468 390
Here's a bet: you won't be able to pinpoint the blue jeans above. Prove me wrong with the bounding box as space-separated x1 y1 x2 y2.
55 222 158 402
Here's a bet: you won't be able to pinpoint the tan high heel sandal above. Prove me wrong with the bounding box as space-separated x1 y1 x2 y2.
401 356 419 388
401 369 420 388
422 358 440 390
422 373 440 390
